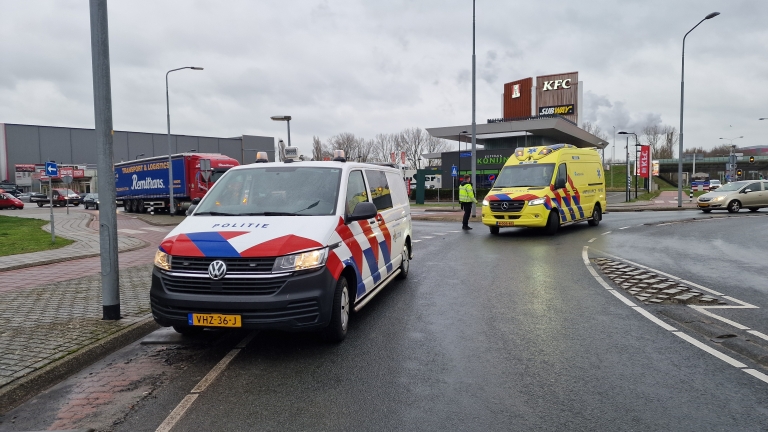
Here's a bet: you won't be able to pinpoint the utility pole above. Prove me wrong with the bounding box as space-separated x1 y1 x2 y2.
89 0 120 320
470 0 477 219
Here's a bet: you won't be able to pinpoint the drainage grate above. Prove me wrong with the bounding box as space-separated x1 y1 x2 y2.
592 258 727 305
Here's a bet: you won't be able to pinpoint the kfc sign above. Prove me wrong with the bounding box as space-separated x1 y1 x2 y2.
542 79 572 91
639 145 651 179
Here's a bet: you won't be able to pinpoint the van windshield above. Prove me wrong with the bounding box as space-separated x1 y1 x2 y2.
494 164 555 188
194 166 342 216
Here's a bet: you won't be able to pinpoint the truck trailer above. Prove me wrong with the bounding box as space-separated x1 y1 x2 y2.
115 153 239 214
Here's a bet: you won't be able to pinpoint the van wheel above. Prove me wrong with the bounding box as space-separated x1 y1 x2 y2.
37 202 44 207
489 226 500 235
322 276 350 343
588 205 601 227
545 210 560 235
396 243 410 279
727 200 741 213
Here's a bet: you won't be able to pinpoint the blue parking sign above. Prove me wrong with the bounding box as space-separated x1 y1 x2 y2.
45 161 58 177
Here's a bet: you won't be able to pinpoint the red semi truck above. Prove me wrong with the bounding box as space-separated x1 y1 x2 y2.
114 153 239 214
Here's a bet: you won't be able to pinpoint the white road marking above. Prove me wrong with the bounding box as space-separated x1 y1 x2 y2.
601 231 611 235
155 331 256 432
155 394 199 432
667 200 678 203
619 226 630 230
117 228 145 234
747 330 768 342
689 306 751 330
585 247 768 386
421 236 434 239
671 331 747 368
447 230 462 233
744 369 768 384
143 227 172 232
432 232 447 235
412 240 422 243
654 200 665 204
587 238 596 243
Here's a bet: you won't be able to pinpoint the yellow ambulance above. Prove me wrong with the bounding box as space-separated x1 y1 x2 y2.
481 144 606 235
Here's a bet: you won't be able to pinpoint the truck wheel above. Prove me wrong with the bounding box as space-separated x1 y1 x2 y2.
489 226 500 235
37 202 44 207
727 200 741 213
322 276 350 343
127 199 136 213
545 210 560 235
588 205 601 226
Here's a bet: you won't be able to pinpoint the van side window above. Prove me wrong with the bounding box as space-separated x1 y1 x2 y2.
346 170 368 215
365 170 393 211
555 164 567 188
385 171 408 207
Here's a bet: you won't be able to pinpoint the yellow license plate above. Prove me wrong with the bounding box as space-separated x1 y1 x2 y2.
188 313 241 328
698 203 709 207
497 221 515 227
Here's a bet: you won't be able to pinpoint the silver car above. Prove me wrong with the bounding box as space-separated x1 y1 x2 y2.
697 180 768 213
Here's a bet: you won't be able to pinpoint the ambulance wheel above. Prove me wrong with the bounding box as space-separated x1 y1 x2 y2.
588 205 601 227
397 243 410 279
489 226 500 235
545 210 559 235
322 276 350 343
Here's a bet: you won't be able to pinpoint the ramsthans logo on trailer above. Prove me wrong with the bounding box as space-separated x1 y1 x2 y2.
131 174 165 190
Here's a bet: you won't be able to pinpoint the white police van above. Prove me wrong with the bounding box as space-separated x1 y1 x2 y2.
151 149 413 342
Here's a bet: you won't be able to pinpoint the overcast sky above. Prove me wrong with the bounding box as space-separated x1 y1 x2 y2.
1 0 766 158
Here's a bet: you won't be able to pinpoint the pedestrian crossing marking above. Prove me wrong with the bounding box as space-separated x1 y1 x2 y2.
143 227 172 232
117 229 146 234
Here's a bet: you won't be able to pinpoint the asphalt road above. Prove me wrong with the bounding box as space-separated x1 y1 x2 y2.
3 210 768 431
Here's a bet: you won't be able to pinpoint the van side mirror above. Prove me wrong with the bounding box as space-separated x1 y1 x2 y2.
346 202 377 223
554 178 566 189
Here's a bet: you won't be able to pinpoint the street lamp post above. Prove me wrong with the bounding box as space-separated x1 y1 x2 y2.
471 0 477 218
678 11 720 207
618 131 638 201
271 116 292 147
166 66 203 216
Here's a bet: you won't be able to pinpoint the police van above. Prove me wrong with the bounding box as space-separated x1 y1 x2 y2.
151 149 413 342
481 144 606 235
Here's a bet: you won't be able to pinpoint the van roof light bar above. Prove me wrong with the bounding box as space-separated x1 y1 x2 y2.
332 150 346 162
255 152 269 163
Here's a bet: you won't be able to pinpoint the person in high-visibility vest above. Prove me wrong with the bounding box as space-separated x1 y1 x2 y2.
459 175 477 230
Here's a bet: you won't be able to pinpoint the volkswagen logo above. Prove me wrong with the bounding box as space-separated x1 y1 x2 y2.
208 260 227 280
501 202 509 210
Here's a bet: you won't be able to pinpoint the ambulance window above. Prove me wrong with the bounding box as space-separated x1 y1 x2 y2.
556 164 567 188
346 170 368 215
365 170 393 211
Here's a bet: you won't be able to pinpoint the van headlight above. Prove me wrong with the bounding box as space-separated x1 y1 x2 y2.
482 199 489 206
273 248 328 272
528 197 547 206
154 250 172 270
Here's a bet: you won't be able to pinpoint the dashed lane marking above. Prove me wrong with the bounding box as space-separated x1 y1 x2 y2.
421 236 434 239
447 230 462 233
431 232 447 235
155 331 257 432
748 330 768 342
143 227 172 232
601 231 612 235
117 228 146 234
619 226 630 230
583 246 768 386
412 240 422 243
588 238 596 243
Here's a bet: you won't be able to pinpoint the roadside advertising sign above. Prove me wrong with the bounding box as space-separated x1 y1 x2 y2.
73 169 85 178
14 164 36 172
59 167 74 177
639 145 650 178
652 160 659 177
400 151 406 165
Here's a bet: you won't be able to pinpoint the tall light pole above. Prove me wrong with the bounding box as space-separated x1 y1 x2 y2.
470 0 477 218
166 66 203 216
678 11 720 207
271 116 292 147
618 131 637 202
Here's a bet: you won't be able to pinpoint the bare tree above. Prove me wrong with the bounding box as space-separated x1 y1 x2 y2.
658 125 678 159
401 127 428 169
356 138 374 163
425 135 449 166
642 124 663 156
311 136 324 161
582 121 609 141
371 133 402 163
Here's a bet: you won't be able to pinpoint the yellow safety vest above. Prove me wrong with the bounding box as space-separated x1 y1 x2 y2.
459 183 476 203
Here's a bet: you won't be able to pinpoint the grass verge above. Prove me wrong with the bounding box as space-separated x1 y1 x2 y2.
0 215 73 257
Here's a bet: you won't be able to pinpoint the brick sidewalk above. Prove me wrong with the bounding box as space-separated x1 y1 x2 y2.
0 264 153 390
0 212 146 271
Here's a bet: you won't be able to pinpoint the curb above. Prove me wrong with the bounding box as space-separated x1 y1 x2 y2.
606 207 700 212
0 315 160 415
0 239 149 272
131 214 184 227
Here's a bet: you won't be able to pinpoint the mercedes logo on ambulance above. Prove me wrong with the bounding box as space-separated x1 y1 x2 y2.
208 260 227 280
501 202 509 210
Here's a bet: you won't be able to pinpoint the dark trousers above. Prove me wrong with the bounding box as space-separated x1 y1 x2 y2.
461 202 472 227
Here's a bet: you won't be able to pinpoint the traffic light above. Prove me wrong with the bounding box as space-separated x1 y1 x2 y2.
749 156 755 164
736 169 743 177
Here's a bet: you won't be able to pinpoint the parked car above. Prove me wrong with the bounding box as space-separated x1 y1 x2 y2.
709 179 722 190
0 193 24 210
697 180 768 213
83 193 100 210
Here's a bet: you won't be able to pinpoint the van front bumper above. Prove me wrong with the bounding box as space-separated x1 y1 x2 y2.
481 205 550 228
150 266 336 331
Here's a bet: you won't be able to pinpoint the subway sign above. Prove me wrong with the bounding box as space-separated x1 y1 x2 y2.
539 104 574 116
